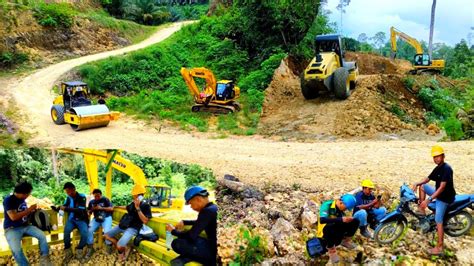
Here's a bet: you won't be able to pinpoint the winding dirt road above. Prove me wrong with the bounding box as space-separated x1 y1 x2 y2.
4 22 474 194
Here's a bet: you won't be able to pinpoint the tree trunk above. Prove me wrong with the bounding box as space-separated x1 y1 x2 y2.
51 149 59 186
428 0 436 58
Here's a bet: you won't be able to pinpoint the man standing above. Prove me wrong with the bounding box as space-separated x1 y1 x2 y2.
84 188 114 260
3 182 52 266
166 186 217 266
412 145 456 255
60 182 89 264
352 179 387 239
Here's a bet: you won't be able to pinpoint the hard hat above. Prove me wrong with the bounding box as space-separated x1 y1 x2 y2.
340 194 357 211
431 145 444 157
131 184 146 196
361 179 375 189
184 186 209 204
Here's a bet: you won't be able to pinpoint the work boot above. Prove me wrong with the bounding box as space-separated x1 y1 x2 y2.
83 244 95 262
360 226 373 239
39 255 53 266
341 237 357 250
62 248 73 265
327 246 340 264
75 248 84 261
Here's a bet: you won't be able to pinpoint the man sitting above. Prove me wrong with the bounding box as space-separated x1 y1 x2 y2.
166 186 217 266
352 179 387 239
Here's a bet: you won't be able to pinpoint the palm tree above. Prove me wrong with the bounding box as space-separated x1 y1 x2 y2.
428 0 436 58
123 0 161 25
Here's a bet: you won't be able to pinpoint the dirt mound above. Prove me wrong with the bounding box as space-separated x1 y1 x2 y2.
259 56 434 141
345 52 412 75
0 6 131 68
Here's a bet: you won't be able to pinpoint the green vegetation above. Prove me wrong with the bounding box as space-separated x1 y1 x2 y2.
101 0 208 25
79 1 326 134
0 148 216 206
230 227 266 265
0 51 29 68
32 2 76 28
418 82 473 140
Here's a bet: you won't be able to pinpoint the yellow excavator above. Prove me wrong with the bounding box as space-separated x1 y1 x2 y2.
51 81 120 131
180 67 241 114
58 148 184 212
390 27 445 74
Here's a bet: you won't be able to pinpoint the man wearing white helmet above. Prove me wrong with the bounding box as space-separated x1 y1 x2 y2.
412 145 456 255
166 186 217 266
352 179 387 239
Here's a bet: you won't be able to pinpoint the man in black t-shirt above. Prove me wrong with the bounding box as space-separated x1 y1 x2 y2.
60 182 89 264
166 186 217 266
3 182 52 266
104 184 152 262
84 189 114 260
412 145 456 255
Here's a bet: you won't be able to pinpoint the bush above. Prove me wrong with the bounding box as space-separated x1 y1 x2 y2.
402 76 415 90
33 3 76 28
0 51 29 68
443 117 464 141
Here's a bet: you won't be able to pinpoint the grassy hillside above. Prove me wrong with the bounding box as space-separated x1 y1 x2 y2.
78 17 286 134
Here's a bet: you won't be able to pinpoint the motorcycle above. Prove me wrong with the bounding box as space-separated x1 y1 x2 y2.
374 184 473 245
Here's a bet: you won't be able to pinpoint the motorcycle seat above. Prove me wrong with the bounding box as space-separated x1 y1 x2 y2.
427 195 471 211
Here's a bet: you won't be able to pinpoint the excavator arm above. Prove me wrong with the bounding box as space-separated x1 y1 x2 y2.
390 27 424 58
180 67 217 104
59 149 148 198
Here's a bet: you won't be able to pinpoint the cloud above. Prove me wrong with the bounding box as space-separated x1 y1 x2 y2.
324 0 473 45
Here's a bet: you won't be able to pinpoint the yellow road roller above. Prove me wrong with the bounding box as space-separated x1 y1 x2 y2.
51 81 120 131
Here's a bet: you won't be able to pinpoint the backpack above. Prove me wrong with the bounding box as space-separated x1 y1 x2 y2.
30 210 52 233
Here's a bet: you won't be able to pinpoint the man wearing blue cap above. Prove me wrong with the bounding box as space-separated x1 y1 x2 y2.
166 186 217 266
316 194 359 264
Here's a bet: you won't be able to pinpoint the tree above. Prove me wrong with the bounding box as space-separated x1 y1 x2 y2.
123 0 162 24
371 31 386 54
336 0 350 35
357 33 368 43
428 0 437 58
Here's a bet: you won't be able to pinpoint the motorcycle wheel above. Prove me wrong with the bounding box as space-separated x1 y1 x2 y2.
374 220 407 245
445 211 472 237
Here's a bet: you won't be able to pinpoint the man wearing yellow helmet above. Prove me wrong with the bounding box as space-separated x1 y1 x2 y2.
352 179 386 239
104 184 152 262
411 145 456 255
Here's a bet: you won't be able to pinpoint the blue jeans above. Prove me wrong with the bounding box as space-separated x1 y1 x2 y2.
423 184 450 224
64 219 88 250
105 225 138 248
353 207 387 227
87 216 113 245
5 225 49 266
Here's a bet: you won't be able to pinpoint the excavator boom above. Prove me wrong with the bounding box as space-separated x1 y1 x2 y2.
390 27 424 58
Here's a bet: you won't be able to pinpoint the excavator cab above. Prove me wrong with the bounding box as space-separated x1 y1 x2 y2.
216 81 236 101
61 81 92 109
145 185 172 208
414 54 431 66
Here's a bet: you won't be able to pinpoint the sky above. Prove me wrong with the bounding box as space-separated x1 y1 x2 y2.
324 0 474 46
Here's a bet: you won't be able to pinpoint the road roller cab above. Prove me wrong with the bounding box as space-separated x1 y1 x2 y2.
301 35 358 100
51 81 120 131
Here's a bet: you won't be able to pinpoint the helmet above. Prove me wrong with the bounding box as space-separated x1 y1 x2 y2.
184 186 209 204
361 179 375 189
431 145 444 157
340 194 357 211
131 184 146 196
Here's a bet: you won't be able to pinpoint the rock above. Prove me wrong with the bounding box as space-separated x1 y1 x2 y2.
300 200 319 230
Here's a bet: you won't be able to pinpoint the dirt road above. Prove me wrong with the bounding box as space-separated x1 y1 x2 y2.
4 21 474 194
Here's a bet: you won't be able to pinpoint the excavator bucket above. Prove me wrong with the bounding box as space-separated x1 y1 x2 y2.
64 105 120 131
